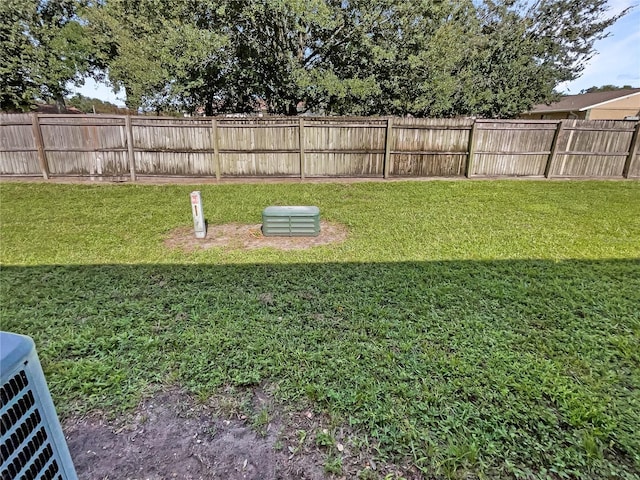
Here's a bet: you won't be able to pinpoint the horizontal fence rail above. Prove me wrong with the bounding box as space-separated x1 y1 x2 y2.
1 114 638 180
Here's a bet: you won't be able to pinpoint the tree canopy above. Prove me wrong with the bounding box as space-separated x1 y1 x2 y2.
1 0 632 117
66 93 124 113
580 84 636 94
0 0 95 112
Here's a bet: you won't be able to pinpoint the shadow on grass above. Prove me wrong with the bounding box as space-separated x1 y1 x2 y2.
1 259 639 477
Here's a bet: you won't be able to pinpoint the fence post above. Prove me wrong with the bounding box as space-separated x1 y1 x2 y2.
623 122 640 178
125 115 136 182
465 120 477 178
299 117 305 179
31 114 49 179
545 120 564 178
383 117 393 179
212 118 221 180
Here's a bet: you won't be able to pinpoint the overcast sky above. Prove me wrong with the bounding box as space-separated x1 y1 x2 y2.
71 1 640 106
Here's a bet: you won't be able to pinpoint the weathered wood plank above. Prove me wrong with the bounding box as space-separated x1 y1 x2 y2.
212 118 221 180
31 114 49 179
544 121 564 178
623 122 640 178
299 117 305 179
465 121 477 178
384 117 393 179
125 115 136 181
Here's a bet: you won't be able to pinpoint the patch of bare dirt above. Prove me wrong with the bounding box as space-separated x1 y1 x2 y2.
164 221 348 252
64 387 420 480
65 389 324 480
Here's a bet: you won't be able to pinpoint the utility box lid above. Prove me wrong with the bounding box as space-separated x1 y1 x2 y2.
262 206 319 217
262 206 320 237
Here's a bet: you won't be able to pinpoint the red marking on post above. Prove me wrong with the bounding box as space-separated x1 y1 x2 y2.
191 193 199 205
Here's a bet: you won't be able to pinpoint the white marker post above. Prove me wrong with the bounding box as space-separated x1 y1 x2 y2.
190 191 206 239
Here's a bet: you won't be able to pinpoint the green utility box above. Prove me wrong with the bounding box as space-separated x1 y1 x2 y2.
262 206 320 237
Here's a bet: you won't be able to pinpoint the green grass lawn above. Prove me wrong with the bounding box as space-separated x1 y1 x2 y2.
1 180 639 478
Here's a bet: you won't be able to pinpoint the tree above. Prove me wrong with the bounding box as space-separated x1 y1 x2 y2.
370 0 630 118
80 0 630 117
84 0 386 115
0 0 38 111
0 0 94 112
580 85 635 94
66 93 122 113
218 0 389 115
84 0 228 113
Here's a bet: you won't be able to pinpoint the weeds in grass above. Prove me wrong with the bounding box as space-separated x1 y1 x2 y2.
357 468 377 480
252 407 270 437
316 429 336 448
324 455 342 475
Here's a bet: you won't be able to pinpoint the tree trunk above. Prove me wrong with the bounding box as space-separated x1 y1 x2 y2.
205 98 214 117
54 94 66 113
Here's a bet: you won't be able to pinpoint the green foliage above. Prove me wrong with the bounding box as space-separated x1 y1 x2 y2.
66 93 122 114
0 0 39 111
315 429 336 448
251 407 270 437
580 85 636 94
1 181 639 478
370 0 629 118
84 0 227 112
324 456 343 475
1 0 630 116
0 0 95 111
77 0 629 117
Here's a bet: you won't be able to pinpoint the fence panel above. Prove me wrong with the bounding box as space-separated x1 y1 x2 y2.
218 119 299 176
0 114 40 174
220 153 300 176
472 121 557 176
629 142 640 177
38 116 127 175
304 152 383 176
303 118 386 176
630 151 640 177
392 118 471 176
1 114 638 179
133 118 214 176
550 120 634 177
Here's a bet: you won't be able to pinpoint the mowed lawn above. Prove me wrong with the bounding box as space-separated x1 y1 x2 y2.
1 180 639 478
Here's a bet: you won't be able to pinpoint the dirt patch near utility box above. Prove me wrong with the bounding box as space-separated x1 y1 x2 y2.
164 221 348 252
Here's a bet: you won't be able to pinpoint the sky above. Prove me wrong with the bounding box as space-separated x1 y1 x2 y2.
70 1 640 107
558 0 640 93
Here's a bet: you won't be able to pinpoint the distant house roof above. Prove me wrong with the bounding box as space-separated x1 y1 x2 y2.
529 88 640 114
36 104 83 114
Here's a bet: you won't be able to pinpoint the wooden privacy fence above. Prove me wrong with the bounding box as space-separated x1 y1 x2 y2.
1 114 639 180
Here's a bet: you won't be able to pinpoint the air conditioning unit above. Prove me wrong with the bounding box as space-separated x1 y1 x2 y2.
262 206 320 237
1 332 78 480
